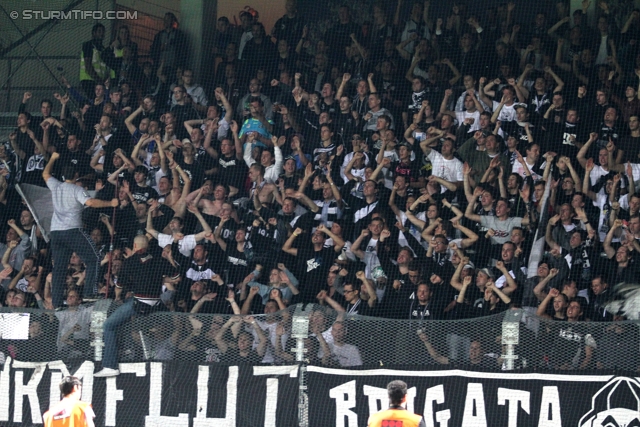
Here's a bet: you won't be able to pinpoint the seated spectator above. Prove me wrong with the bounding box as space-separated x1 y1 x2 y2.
215 316 267 364
418 332 498 369
54 290 92 359
324 320 362 367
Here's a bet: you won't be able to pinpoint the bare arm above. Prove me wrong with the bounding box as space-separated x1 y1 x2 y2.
417 332 449 364
603 220 621 258
577 132 597 169
42 151 59 181
282 228 301 256
125 106 143 135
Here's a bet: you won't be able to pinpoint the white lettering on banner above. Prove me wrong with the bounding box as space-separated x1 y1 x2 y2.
497 388 530 427
193 365 238 427
146 362 190 427
0 361 296 426
265 378 278 427
105 363 146 426
13 362 47 423
424 385 450 427
363 385 417 417
48 360 95 413
253 364 299 427
538 386 562 427
0 357 11 421
461 383 487 427
363 385 387 415
330 380 358 427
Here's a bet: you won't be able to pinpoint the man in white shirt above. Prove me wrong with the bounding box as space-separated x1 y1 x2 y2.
327 321 362 367
441 88 484 133
420 137 463 192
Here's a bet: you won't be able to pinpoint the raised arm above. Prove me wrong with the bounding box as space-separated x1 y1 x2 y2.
582 158 598 201
604 220 622 258
212 217 229 251
545 214 560 249
125 105 143 135
317 290 346 313
230 120 244 161
577 132 597 169
417 331 449 364
536 288 557 318
282 227 301 256
146 205 159 239
186 203 212 241
495 261 517 296
451 218 479 248
42 151 60 181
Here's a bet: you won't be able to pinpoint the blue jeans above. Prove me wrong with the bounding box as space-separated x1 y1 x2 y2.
102 299 136 369
50 229 101 308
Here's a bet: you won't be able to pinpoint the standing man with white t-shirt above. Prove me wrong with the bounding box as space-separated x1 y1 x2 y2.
43 152 118 308
578 132 617 196
419 137 463 192
440 88 484 133
486 85 518 123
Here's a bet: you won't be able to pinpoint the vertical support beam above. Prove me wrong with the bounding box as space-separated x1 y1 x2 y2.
291 303 311 427
180 0 217 80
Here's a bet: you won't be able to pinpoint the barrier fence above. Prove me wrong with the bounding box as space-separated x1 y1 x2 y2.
1 303 640 426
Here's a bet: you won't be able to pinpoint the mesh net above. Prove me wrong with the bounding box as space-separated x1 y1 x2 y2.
3 0 640 425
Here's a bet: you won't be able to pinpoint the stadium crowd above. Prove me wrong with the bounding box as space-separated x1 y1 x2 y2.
2 0 640 372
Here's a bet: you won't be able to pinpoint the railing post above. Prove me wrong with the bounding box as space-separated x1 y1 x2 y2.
90 299 113 361
501 309 522 371
291 303 311 427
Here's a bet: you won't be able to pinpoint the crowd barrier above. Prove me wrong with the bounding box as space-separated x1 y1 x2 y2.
1 303 638 426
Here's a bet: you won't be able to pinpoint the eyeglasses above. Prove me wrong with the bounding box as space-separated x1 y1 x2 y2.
343 289 356 294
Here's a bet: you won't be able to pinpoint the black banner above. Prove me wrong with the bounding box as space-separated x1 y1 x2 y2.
0 359 298 426
307 366 640 427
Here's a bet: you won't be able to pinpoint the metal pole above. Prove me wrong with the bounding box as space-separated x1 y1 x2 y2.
291 304 311 427
501 309 523 371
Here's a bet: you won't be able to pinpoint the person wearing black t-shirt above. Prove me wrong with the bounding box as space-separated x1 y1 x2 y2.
215 316 266 364
319 276 377 316
389 282 442 321
216 133 247 198
131 165 159 203
55 134 93 181
283 224 345 303
546 299 595 369
620 115 640 162
214 221 251 287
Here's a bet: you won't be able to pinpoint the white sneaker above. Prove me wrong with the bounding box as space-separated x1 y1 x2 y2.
94 368 120 377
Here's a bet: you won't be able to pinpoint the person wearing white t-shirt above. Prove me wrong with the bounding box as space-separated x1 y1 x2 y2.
511 143 543 181
145 204 212 257
420 137 463 192
488 85 518 123
440 88 484 133
326 321 362 367
577 132 622 196
583 159 617 242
